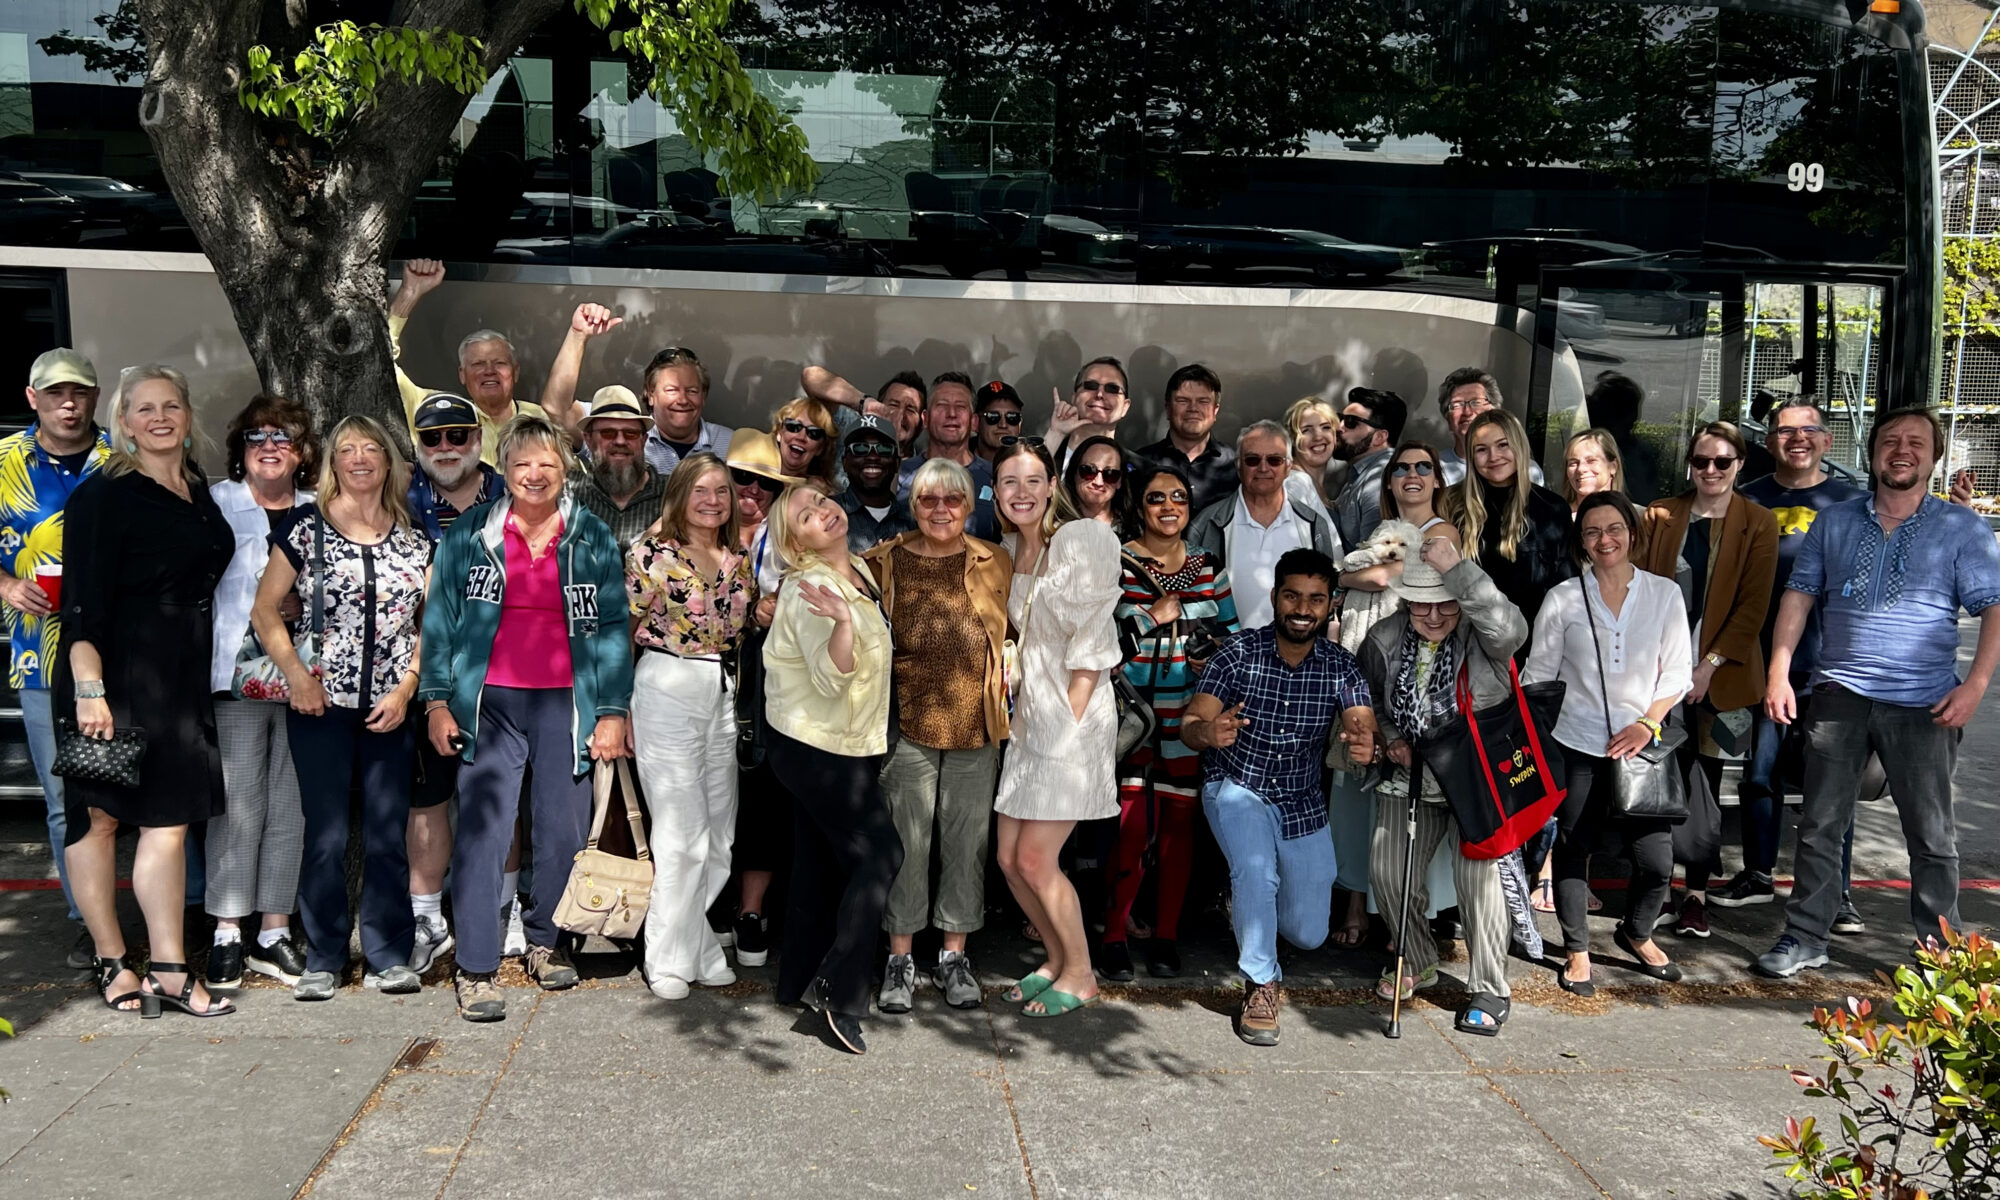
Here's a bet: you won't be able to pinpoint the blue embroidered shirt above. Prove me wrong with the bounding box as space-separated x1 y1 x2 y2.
0 424 110 689
1786 492 2000 706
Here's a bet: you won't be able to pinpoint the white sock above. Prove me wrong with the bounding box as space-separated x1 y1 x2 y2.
412 891 444 926
938 949 963 962
502 872 520 913
213 926 242 946
256 926 287 949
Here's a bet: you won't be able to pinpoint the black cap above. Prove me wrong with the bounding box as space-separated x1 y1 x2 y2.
843 413 898 449
413 392 480 431
976 380 1022 412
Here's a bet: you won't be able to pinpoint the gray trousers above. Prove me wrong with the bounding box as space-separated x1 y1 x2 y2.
1787 685 1961 948
880 738 998 935
1370 792 1510 999
205 698 305 919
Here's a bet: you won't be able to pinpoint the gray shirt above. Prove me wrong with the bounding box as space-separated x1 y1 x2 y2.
1331 447 1392 550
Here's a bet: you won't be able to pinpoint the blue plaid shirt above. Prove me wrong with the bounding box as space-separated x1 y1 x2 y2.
1195 626 1374 838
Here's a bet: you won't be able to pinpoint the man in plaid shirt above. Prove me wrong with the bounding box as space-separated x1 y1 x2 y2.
1183 548 1378 1047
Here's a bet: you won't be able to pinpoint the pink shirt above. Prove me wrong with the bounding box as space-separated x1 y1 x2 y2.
487 513 573 689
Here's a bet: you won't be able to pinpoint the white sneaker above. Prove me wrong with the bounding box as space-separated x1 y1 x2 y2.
696 967 737 988
650 974 691 1001
409 917 454 974
502 897 527 958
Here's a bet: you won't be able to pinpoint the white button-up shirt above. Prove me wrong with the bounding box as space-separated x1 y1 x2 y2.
1226 491 1315 631
1523 569 1693 757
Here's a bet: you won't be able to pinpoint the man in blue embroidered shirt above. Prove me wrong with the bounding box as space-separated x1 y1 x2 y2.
2 349 110 970
1182 548 1378 1046
1757 408 2000 978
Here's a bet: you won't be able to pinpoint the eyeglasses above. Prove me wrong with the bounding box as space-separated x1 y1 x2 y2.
419 428 474 448
1001 435 1046 448
245 429 295 449
1407 601 1461 618
1443 398 1492 416
781 418 828 443
1340 413 1382 430
1076 464 1123 485
846 441 896 459
1077 380 1126 397
1689 454 1738 471
653 386 704 401
1144 489 1191 506
980 409 1024 427
914 493 966 511
730 468 779 493
1390 460 1435 477
1239 453 1288 469
1774 425 1828 439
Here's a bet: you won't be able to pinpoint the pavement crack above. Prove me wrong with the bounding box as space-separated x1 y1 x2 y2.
426 990 543 1200
981 997 1039 1200
0 1034 149 1173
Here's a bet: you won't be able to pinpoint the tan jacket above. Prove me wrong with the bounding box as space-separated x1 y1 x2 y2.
1638 491 1779 713
863 532 1014 744
762 562 894 758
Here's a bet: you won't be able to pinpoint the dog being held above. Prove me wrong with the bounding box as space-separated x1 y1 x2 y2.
1338 519 1423 573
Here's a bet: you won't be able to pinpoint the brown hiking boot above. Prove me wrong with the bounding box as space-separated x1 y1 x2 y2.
1237 978 1281 1046
454 970 506 1023
525 943 579 990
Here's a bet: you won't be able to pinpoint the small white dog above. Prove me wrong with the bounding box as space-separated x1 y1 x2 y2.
1338 519 1423 574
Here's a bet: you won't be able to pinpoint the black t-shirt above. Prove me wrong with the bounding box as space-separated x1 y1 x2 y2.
1682 517 1711 630
264 505 294 533
51 447 93 477
1738 472 1868 677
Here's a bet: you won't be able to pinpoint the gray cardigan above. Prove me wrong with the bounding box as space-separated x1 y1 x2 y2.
1359 558 1529 751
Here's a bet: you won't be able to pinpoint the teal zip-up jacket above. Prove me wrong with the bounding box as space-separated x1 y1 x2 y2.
417 492 634 775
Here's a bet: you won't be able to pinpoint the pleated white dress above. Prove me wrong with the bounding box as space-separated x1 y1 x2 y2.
994 520 1123 822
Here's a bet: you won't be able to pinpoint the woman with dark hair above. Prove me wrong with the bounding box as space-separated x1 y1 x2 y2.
1104 462 1239 979
203 394 318 989
1453 408 1575 637
1523 490 1692 995
1061 434 1130 533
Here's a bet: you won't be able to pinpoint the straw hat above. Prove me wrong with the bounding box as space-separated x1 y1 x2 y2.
577 384 646 428
724 427 801 487
1389 544 1455 604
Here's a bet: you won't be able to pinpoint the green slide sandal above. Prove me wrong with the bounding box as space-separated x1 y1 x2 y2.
1005 972 1056 1004
1022 989 1100 1018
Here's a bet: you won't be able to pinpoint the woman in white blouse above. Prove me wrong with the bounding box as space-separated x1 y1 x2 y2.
1523 491 1692 996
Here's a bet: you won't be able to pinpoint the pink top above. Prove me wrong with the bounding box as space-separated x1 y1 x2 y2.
487 513 573 689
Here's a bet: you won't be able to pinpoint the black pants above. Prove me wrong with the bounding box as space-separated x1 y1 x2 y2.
288 705 416 975
766 729 901 1019
1553 751 1672 954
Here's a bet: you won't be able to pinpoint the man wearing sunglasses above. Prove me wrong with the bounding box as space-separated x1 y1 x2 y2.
974 380 1025 464
565 385 669 552
1185 421 1340 631
1137 363 1239 514
390 259 547 465
1328 387 1408 550
832 415 916 553
408 393 504 544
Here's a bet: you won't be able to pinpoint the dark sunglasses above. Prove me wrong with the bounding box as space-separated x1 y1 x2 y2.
1076 464 1123 485
244 428 295 448
980 409 1024 426
1390 460 1435 477
419 428 474 448
1001 435 1046 448
1077 380 1126 397
1689 454 1738 471
1340 413 1383 430
846 441 896 459
655 345 700 362
1144 489 1191 506
781 418 828 443
1239 452 1289 469
730 468 780 492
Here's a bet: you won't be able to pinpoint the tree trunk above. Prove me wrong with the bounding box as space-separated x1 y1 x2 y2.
130 0 562 438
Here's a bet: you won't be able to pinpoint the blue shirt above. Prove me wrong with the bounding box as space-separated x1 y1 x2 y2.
408 464 504 545
1739 472 1867 679
1194 626 1374 838
896 453 998 541
1787 492 2000 706
0 424 110 689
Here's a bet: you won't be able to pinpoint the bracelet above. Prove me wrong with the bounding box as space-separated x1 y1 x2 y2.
424 700 451 714
1637 717 1663 744
75 680 105 700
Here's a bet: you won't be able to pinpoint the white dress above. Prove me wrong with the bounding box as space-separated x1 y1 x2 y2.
994 520 1123 822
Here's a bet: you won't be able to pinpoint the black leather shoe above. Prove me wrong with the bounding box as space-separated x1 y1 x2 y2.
1614 928 1684 983
1146 939 1181 978
66 926 94 971
1097 940 1135 982
827 1008 867 1055
246 934 308 986
206 940 244 989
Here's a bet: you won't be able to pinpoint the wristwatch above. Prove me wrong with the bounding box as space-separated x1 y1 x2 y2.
1704 652 1725 668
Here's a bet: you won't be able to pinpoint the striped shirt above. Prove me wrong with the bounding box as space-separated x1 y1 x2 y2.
1118 548 1239 772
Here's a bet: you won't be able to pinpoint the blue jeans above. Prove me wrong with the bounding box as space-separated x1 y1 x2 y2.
21 688 78 922
1202 777 1338 985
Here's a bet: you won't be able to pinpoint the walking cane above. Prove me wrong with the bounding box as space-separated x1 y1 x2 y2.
1386 756 1424 1040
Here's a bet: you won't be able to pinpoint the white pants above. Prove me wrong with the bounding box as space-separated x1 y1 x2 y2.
633 652 739 986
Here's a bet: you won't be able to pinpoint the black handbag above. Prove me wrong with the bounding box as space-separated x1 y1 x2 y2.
1415 656 1568 860
1672 746 1723 869
52 717 148 789
1112 670 1155 761
731 627 768 771
1584 587 1688 822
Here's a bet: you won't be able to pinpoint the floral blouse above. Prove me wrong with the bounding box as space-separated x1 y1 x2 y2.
276 505 432 710
626 535 755 657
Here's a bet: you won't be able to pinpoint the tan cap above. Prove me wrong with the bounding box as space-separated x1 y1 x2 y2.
724 427 801 486
579 384 646 427
29 348 97 391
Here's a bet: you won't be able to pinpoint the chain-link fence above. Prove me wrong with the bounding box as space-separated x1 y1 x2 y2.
1934 10 2000 499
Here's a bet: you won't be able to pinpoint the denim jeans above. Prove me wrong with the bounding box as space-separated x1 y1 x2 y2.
1742 698 1856 889
1202 777 1337 985
1786 686 1961 948
20 688 78 922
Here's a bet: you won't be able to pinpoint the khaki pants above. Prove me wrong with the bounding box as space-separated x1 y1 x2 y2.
880 739 998 935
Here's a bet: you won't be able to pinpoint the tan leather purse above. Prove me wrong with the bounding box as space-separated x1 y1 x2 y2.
554 760 652 939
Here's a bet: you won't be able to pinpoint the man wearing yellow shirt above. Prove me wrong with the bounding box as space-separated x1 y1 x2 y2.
387 258 546 464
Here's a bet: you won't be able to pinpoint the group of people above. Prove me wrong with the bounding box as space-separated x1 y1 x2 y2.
19 265 1997 1052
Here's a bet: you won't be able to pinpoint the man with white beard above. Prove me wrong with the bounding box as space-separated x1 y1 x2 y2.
564 385 667 552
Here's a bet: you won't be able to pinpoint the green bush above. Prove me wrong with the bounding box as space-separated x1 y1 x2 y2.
1762 921 2000 1198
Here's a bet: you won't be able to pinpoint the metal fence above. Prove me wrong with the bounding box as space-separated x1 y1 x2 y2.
1934 8 2000 494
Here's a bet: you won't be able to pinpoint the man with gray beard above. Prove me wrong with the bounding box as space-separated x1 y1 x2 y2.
565 385 668 552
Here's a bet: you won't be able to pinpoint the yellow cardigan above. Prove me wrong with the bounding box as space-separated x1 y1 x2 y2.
762 561 893 758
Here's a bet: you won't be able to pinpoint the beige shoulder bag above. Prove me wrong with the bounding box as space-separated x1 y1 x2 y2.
554 759 653 939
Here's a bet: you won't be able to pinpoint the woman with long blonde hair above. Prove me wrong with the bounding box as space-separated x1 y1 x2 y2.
770 396 840 486
1451 408 1574 640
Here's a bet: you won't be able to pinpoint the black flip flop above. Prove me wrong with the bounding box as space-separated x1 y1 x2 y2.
1456 993 1509 1037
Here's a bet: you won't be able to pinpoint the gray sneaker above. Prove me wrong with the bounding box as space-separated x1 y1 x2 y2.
878 953 917 1014
364 964 422 994
293 969 338 1001
1754 934 1830 978
1831 895 1867 935
933 951 982 1009
408 917 454 974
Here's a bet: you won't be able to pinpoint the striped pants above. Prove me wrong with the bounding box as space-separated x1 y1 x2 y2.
1369 792 1510 1000
204 698 305 919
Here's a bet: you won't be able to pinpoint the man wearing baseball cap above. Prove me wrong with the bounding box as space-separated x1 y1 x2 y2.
3 349 111 969
407 393 504 544
974 380 1025 465
565 384 668 552
832 414 915 554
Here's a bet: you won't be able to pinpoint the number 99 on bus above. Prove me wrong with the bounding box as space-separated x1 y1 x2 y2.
1786 162 1825 193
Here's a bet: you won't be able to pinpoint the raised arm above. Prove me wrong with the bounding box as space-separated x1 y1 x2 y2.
541 302 623 443
387 258 447 424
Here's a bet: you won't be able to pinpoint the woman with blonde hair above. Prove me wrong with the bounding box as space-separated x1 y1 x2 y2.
762 482 900 1053
63 364 236 1018
251 414 434 1000
1452 408 1574 639
1283 396 1338 516
770 397 839 486
1562 429 1625 513
627 452 755 999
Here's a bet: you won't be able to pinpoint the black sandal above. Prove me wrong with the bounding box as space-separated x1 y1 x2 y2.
1456 993 1510 1037
1614 928 1684 983
142 961 235 1019
94 953 152 1016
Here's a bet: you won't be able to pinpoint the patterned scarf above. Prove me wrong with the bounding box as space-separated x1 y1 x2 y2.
1388 618 1462 740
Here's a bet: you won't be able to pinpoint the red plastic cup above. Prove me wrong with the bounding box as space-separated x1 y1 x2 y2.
33 564 61 610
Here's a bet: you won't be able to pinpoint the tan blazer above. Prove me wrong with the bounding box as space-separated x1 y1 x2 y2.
1638 491 1779 713
863 532 1014 744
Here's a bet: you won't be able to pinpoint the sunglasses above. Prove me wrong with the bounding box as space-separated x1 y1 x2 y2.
730 468 780 493
781 418 828 443
1239 453 1289 469
1340 413 1382 430
654 345 700 363
980 410 1024 426
1077 380 1126 397
1144 489 1191 506
847 441 896 459
1076 464 1123 485
245 429 295 448
914 493 966 511
1689 454 1738 471
1407 601 1461 618
1390 460 1435 477
419 428 474 448
1001 435 1047 448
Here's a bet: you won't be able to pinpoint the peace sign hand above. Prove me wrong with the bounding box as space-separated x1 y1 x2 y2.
1208 701 1250 749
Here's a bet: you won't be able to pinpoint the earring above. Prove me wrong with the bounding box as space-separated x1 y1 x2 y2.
123 440 137 453
183 436 192 450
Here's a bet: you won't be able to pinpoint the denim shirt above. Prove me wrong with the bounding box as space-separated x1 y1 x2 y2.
1787 492 2000 706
